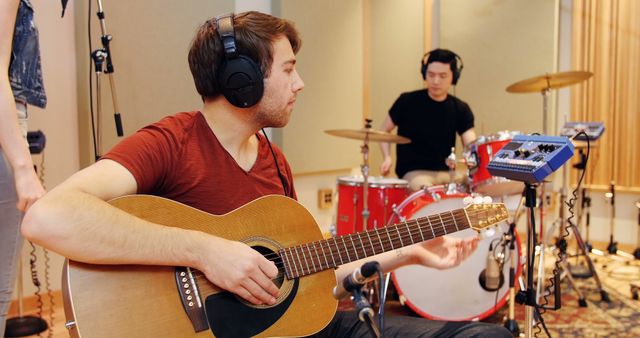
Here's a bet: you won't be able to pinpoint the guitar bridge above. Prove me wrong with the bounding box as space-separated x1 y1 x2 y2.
175 267 209 332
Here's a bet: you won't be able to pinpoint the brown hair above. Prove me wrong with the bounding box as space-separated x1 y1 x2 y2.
188 11 301 100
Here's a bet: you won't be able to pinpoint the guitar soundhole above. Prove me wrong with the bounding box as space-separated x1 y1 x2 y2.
235 245 293 309
253 245 285 289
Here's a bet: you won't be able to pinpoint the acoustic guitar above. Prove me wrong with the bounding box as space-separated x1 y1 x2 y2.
62 194 508 337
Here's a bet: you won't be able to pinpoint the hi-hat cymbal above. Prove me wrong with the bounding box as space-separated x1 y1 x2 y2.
325 129 411 144
506 71 593 93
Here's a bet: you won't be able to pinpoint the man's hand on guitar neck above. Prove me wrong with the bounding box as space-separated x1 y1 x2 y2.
406 195 489 270
409 235 479 270
198 236 280 306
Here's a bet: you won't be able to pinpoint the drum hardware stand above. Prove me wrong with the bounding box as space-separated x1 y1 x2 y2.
360 119 373 230
549 149 609 303
594 182 636 262
594 185 640 283
572 148 592 252
445 147 458 195
634 200 640 260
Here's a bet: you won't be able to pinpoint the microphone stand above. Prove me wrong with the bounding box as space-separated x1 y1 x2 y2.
90 50 106 160
341 261 382 338
504 193 525 336
519 183 552 338
350 285 381 338
3 259 48 337
504 220 520 336
90 0 123 159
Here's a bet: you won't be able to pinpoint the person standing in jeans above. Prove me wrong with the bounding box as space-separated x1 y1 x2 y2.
0 0 47 334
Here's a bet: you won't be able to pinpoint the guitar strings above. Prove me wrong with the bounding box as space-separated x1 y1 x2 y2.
264 207 497 265
190 208 504 296
188 208 501 283
193 208 498 276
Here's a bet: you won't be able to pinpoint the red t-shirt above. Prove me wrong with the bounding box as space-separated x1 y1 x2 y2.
102 111 296 215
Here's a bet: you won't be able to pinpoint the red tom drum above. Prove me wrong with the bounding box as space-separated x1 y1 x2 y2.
465 131 524 197
336 176 409 236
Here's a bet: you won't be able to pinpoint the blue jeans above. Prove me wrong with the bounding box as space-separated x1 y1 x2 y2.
311 311 513 338
0 103 28 335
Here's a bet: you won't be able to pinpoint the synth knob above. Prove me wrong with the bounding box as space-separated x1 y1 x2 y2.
514 150 521 157
523 150 531 158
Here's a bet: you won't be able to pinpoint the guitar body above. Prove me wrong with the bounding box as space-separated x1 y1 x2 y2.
62 195 338 337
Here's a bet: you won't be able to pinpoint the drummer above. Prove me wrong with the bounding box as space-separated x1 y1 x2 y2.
379 48 477 191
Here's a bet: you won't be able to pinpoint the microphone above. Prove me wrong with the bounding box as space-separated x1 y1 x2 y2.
332 261 380 299
479 243 503 292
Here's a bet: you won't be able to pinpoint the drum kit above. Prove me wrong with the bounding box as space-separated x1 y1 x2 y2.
324 70 594 325
326 123 525 321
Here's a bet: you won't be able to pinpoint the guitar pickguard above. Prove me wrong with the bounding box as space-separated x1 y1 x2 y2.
205 278 299 338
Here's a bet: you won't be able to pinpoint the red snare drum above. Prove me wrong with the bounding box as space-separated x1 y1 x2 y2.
336 176 408 236
465 131 524 196
387 186 523 321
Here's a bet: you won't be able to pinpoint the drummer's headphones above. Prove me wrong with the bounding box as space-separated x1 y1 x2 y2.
420 49 464 85
215 13 264 108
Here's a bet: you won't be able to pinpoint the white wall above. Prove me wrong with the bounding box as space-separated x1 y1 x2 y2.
368 0 425 177
440 0 557 138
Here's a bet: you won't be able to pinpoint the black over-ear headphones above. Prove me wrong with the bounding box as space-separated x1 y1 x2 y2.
420 49 464 85
216 14 264 108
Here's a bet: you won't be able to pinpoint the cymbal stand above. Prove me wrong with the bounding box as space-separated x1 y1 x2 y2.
541 87 550 135
595 182 637 273
634 201 640 260
595 182 635 259
549 147 609 303
360 119 372 230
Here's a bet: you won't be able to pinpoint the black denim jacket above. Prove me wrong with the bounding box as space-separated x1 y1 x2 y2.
9 0 47 108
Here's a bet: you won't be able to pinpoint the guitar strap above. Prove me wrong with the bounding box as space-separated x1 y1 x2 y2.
261 129 292 198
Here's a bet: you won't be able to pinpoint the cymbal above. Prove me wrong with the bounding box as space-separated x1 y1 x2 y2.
506 71 593 93
325 129 411 144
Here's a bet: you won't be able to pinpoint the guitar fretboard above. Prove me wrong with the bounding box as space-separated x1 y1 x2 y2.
280 209 470 279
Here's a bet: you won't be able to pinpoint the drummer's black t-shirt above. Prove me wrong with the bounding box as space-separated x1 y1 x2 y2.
389 89 474 178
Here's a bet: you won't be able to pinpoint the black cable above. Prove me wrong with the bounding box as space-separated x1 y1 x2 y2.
28 242 45 335
535 130 590 338
261 129 290 197
43 248 54 338
534 306 552 338
376 269 385 336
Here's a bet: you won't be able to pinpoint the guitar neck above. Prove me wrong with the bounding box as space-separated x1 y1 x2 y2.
280 208 471 279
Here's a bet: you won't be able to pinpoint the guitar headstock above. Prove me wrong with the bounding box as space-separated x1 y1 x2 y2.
464 203 509 231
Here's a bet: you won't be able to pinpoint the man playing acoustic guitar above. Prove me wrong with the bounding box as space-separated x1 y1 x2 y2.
22 11 510 337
